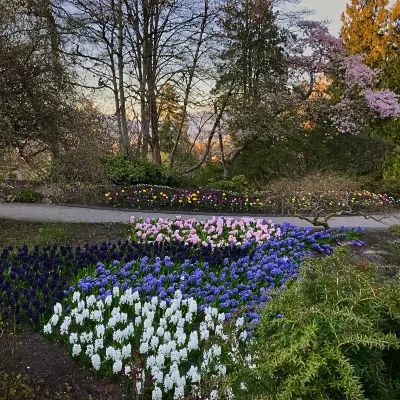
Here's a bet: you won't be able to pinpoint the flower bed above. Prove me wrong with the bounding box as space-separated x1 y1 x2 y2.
0 217 364 399
105 186 266 213
105 185 399 215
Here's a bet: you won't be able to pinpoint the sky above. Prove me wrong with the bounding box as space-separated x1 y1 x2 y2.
295 0 349 35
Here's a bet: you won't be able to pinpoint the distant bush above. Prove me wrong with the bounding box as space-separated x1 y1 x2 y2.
16 188 41 203
103 156 176 186
207 175 250 193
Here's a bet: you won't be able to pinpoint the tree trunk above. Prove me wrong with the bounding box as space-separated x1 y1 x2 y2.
117 0 131 157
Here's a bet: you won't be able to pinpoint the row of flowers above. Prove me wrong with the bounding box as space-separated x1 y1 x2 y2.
104 186 399 214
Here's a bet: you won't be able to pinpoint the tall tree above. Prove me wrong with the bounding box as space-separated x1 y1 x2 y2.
341 0 392 67
213 0 288 178
0 0 74 160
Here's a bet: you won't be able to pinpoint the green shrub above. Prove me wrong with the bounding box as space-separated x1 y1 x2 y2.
102 156 176 186
208 175 250 193
190 162 223 187
227 249 400 400
16 188 41 203
389 225 400 237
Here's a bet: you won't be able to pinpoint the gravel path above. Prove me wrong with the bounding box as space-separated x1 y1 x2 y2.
1 203 399 228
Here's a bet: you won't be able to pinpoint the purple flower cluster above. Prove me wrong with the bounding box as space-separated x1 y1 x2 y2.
72 224 363 324
0 240 249 324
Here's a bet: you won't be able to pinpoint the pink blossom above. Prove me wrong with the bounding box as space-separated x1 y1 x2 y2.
362 89 400 118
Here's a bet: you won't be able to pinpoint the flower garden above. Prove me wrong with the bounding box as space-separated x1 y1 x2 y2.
105 186 399 215
0 216 365 399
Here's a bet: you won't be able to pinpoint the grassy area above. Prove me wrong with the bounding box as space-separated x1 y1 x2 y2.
0 219 127 248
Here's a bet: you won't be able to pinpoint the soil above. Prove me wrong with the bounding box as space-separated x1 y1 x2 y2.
0 326 126 399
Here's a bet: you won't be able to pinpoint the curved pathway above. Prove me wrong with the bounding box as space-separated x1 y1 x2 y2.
0 203 399 229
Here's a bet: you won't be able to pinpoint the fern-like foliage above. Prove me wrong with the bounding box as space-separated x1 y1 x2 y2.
226 248 400 399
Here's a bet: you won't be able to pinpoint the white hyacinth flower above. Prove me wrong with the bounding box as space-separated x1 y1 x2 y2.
155 353 165 367
132 291 140 301
187 331 198 350
72 343 82 357
105 295 112 306
94 338 104 351
43 323 52 334
174 384 185 399
86 295 96 307
50 314 59 326
96 324 105 338
156 326 165 337
53 303 62 315
69 332 78 344
200 328 209 340
164 374 174 391
163 331 172 342
85 344 94 357
151 296 158 306
77 300 85 310
91 354 101 370
139 341 149 354
236 317 245 328
112 359 122 373
150 335 159 350
152 386 162 400
122 343 132 359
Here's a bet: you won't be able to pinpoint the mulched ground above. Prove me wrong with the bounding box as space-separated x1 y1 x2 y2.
0 326 126 399
1 221 400 398
0 219 127 249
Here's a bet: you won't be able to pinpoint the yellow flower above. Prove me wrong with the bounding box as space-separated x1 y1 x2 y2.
259 202 263 205
291 198 296 202
179 199 183 203
153 196 157 199
256 199 259 202
197 191 200 194
143 190 147 193
105 193 110 198
222 193 226 196
121 190 125 193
